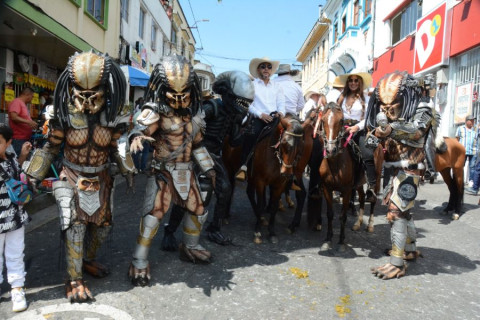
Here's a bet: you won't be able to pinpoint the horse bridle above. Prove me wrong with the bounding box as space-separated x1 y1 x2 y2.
273 120 303 169
321 106 346 158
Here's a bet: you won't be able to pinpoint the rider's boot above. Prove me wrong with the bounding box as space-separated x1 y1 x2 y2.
424 136 437 181
364 159 377 203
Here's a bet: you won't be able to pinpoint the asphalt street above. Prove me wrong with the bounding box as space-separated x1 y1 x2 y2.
0 174 479 320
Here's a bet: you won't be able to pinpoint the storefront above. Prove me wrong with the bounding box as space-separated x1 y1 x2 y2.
446 0 480 136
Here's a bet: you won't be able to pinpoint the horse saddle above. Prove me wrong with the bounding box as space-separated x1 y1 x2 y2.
256 117 280 143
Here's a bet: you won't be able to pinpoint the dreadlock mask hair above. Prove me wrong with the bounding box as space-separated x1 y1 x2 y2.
365 71 422 130
144 54 202 115
54 50 126 128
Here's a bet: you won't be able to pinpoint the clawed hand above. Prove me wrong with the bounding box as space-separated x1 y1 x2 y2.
130 136 155 153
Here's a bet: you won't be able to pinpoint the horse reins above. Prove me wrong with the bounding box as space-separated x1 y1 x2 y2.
272 120 303 169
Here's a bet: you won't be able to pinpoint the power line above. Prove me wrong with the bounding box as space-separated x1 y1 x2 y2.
186 0 205 51
198 51 300 64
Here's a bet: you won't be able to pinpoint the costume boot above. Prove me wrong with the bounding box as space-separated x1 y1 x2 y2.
129 214 160 287
64 223 93 302
83 224 111 278
180 211 212 264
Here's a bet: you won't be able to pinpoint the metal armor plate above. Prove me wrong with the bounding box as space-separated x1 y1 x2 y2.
76 175 101 216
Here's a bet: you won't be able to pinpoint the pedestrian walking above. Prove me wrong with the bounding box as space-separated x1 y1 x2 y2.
456 114 477 185
0 126 32 312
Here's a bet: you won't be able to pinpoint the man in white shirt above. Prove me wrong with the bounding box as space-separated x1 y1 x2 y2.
301 90 321 121
274 64 304 116
326 76 344 104
237 57 285 180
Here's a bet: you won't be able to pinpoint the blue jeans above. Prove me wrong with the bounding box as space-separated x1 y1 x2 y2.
472 158 480 190
132 141 150 171
12 139 29 157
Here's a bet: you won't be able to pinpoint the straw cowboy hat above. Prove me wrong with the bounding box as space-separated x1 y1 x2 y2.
330 76 344 88
249 56 280 78
338 69 373 88
276 64 299 76
304 89 321 100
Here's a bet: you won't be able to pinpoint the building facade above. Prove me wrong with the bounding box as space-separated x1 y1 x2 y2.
296 6 330 96
324 0 375 84
371 0 480 136
0 0 121 121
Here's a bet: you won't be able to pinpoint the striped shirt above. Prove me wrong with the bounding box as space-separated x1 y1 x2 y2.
455 125 477 155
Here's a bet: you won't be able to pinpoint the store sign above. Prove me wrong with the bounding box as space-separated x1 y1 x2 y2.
414 2 448 74
4 88 15 102
32 93 40 105
454 82 473 124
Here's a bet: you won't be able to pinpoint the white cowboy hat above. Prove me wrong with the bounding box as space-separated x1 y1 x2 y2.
276 64 299 76
304 89 321 100
338 69 373 88
249 56 280 78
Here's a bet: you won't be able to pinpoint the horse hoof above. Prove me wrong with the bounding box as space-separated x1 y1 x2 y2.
269 235 279 244
451 213 460 220
320 242 332 251
352 223 361 231
253 232 262 244
367 225 374 233
314 224 322 232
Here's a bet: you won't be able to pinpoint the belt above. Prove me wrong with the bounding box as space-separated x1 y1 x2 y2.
344 119 359 126
151 159 193 171
63 158 110 174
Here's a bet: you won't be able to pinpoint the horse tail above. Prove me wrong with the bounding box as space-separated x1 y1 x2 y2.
430 109 447 153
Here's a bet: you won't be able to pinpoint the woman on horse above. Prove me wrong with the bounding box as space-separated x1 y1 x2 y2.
336 70 377 202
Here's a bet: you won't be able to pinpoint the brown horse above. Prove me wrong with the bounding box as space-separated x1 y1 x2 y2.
285 113 317 233
318 102 382 251
434 137 465 215
246 115 305 244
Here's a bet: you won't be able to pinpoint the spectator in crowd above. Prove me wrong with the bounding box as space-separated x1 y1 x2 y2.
0 126 32 312
301 90 320 121
8 87 38 156
456 114 477 185
274 64 304 116
236 56 285 181
326 76 344 104
134 97 144 113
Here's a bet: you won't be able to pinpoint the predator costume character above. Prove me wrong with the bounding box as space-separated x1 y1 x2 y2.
128 55 215 287
25 51 133 301
161 71 254 248
365 71 437 279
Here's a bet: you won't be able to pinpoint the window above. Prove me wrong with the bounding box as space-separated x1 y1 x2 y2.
334 22 338 43
181 42 185 56
321 39 326 63
391 0 421 44
171 25 177 49
151 24 158 51
85 0 107 26
342 14 346 33
364 0 372 16
139 8 145 38
121 0 129 22
353 0 359 26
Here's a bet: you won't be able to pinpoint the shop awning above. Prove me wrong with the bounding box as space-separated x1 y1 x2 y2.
120 65 150 87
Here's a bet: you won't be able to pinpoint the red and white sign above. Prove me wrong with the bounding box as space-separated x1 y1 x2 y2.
414 2 448 74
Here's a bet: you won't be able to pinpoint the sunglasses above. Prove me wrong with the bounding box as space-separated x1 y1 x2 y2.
259 64 272 70
348 78 360 83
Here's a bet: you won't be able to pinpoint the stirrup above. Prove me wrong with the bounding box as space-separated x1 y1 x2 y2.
236 170 246 181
